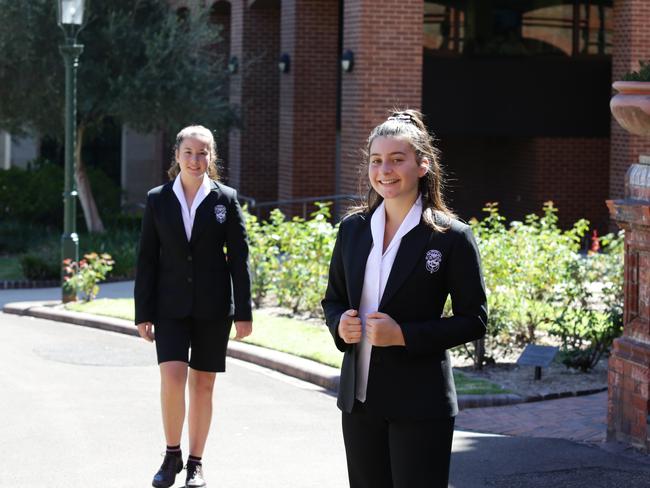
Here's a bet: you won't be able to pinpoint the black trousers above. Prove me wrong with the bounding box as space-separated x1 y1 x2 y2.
342 401 455 488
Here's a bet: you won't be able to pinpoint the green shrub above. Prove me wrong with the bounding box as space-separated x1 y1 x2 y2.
243 203 337 316
549 231 624 371
0 221 57 254
0 159 122 233
0 159 64 227
20 244 60 280
80 228 139 279
16 225 139 281
622 60 650 82
63 252 114 301
464 202 623 370
244 208 281 308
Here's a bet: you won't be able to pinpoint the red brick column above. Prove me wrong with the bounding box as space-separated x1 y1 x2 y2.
607 156 650 450
278 0 339 207
339 0 423 196
228 0 280 202
610 0 650 200
210 1 231 179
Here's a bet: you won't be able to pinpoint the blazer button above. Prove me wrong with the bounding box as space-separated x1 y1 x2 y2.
187 277 192 283
187 255 192 261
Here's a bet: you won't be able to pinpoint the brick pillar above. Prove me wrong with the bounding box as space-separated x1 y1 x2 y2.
229 0 280 202
278 0 339 210
339 0 423 197
610 0 650 200
210 1 231 180
607 155 650 450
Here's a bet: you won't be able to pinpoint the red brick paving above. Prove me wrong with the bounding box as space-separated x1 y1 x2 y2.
456 392 608 444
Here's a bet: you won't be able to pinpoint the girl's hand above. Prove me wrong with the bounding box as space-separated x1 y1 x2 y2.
366 312 405 347
338 309 362 344
234 321 253 340
137 322 155 342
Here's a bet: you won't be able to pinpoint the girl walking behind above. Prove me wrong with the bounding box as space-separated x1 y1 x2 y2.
135 125 253 488
322 110 487 488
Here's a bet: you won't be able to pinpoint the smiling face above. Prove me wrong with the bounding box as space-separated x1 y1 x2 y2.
368 136 428 205
176 135 212 181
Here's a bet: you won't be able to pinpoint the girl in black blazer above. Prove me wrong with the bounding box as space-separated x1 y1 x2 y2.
322 110 487 488
134 125 252 488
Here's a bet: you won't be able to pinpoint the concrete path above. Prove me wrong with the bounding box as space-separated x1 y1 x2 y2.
0 280 135 307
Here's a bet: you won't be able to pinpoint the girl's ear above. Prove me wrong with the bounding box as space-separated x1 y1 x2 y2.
419 157 430 177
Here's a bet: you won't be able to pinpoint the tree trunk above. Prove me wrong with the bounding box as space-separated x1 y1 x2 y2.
75 124 105 233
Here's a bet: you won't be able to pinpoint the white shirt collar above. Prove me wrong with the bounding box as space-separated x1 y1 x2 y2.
172 173 211 208
172 173 212 240
370 195 423 257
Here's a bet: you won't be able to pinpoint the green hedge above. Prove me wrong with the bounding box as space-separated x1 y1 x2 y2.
245 202 623 372
0 159 121 232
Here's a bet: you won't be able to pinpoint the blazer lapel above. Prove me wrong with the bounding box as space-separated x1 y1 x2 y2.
162 184 189 247
189 181 221 245
378 223 431 310
347 219 372 310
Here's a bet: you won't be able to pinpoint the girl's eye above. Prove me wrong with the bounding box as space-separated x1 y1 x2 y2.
370 159 381 165
393 159 403 164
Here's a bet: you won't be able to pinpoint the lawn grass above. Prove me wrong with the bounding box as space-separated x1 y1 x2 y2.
67 298 135 321
453 370 511 395
66 299 342 367
66 298 507 395
0 255 24 280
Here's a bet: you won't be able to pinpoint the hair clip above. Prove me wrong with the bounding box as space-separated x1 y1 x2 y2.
387 113 414 124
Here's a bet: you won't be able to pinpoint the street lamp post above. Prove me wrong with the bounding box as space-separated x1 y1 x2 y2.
57 0 85 302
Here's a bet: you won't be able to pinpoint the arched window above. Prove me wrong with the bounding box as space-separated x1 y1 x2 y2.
424 1 612 57
424 2 465 54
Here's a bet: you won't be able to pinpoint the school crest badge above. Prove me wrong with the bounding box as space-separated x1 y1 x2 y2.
425 249 442 273
214 204 227 223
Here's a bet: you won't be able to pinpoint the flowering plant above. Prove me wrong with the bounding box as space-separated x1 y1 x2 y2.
63 252 114 302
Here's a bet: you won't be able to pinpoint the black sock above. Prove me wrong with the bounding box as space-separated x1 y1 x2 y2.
166 445 182 457
188 455 202 465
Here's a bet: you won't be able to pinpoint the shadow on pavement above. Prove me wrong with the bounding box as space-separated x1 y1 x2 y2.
450 431 650 488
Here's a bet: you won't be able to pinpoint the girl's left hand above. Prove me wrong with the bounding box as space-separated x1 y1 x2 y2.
234 320 253 340
366 312 405 347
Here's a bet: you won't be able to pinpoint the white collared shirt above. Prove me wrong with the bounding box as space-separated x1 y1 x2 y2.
355 196 423 402
172 174 212 241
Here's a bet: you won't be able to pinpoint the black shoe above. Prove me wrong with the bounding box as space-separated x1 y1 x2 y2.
185 461 207 488
152 453 183 488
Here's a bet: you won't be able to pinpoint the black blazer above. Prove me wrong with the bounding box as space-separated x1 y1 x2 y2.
134 179 252 325
322 211 487 419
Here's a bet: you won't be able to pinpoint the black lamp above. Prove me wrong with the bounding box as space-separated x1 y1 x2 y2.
278 53 291 73
228 56 239 74
57 0 85 40
341 50 354 72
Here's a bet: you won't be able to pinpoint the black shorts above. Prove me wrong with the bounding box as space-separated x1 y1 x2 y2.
154 316 233 372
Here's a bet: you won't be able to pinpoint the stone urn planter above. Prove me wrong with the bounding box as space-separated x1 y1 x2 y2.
607 79 650 451
611 81 650 137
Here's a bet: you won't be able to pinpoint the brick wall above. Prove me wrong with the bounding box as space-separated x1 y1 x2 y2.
278 0 339 206
339 0 423 197
229 0 280 202
442 136 610 232
610 0 650 200
210 0 231 181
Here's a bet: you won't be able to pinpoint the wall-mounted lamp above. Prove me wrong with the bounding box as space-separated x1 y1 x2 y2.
228 56 239 74
278 53 291 73
341 50 354 72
